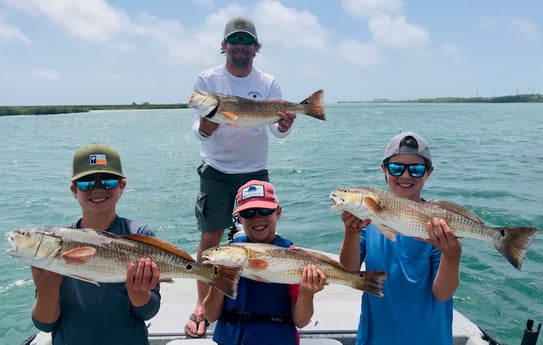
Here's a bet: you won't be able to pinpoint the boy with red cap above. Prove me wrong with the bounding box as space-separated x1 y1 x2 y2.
203 180 326 345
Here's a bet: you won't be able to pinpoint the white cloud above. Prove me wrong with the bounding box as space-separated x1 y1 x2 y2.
252 1 328 50
0 17 30 43
32 68 61 80
369 14 429 49
340 0 427 50
341 0 402 19
510 17 537 38
151 4 247 65
3 0 133 41
338 39 380 66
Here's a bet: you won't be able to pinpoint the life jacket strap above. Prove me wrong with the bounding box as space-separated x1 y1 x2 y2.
222 310 293 324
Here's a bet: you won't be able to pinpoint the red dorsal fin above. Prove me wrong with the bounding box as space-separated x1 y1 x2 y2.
123 234 195 262
292 247 346 269
427 200 485 224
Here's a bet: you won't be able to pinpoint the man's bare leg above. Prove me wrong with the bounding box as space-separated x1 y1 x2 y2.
185 230 224 337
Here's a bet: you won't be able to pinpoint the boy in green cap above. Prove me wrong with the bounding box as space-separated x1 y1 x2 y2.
30 143 161 345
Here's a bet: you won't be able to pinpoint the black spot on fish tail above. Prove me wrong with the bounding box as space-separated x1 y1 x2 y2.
298 89 325 120
495 226 538 270
208 264 242 299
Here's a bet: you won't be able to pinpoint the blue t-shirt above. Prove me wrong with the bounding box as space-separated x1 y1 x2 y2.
357 224 453 345
32 216 161 345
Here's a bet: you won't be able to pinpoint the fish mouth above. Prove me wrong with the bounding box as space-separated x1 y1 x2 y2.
329 194 344 208
203 105 219 119
187 92 195 106
5 233 19 255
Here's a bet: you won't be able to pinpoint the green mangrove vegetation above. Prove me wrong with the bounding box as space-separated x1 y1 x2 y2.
0 102 187 116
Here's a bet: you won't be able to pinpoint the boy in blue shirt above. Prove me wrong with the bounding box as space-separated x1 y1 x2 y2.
339 132 462 345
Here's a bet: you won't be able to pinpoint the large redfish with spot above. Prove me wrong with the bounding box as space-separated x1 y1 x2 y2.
203 242 387 297
187 89 326 129
329 186 538 270
6 226 242 299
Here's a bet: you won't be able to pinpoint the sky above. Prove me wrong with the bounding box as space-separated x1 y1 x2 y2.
0 0 542 105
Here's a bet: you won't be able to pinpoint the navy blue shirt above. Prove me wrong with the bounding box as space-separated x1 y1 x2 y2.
213 235 299 345
32 216 161 345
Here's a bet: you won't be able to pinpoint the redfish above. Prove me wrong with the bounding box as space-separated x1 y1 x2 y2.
329 186 539 270
188 89 326 129
7 227 241 299
203 242 387 297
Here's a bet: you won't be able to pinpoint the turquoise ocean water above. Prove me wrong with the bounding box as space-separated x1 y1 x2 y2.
1 103 542 344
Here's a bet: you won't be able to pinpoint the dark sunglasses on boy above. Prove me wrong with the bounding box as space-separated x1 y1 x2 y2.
385 162 428 178
76 174 120 191
225 35 258 46
238 208 276 219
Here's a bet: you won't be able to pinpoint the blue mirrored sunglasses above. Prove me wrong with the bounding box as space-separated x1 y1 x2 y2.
238 208 276 219
386 162 427 178
77 175 120 191
225 35 257 46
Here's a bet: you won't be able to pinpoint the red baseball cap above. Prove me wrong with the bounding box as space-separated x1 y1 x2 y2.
233 180 279 214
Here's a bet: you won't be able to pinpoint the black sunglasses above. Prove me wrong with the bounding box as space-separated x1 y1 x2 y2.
225 35 258 46
386 162 428 178
238 208 276 219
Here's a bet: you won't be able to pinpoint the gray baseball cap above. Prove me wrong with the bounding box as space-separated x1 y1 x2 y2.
383 131 432 163
224 17 258 40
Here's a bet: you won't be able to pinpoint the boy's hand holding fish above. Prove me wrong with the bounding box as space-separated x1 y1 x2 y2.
299 264 326 295
422 218 462 261
126 258 161 307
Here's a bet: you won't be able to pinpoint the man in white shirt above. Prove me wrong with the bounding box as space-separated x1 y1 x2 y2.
185 17 297 338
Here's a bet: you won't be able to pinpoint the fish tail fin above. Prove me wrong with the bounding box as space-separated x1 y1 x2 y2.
495 226 538 270
300 89 326 120
208 264 243 299
353 270 387 297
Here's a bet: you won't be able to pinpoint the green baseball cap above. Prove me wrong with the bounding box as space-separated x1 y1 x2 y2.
71 144 125 181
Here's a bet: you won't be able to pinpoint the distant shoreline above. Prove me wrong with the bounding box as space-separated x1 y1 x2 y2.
0 103 188 116
2 93 542 116
338 93 543 104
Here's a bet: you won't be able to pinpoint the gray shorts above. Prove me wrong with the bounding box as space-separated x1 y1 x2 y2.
195 162 269 232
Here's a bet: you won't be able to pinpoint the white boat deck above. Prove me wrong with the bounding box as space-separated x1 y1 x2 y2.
146 277 491 345
25 251 495 345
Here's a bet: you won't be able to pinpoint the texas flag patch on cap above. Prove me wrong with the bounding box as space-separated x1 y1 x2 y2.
90 154 107 166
